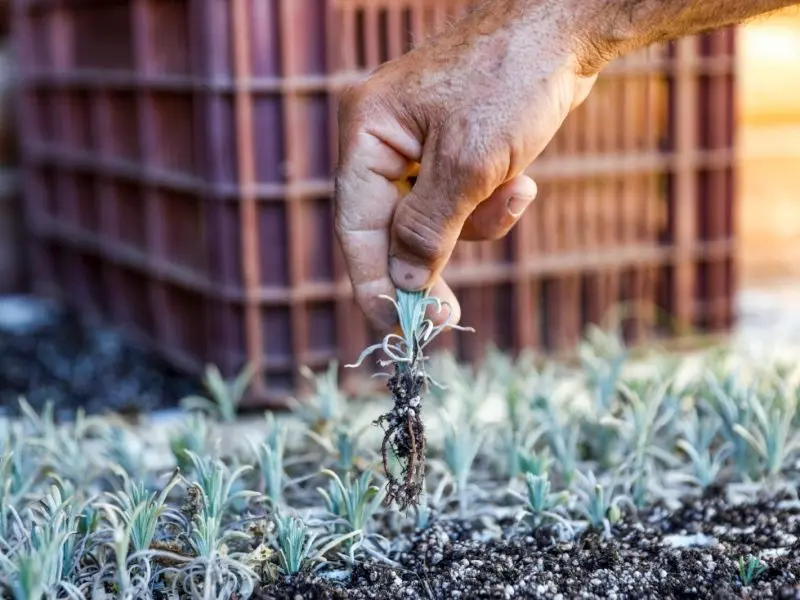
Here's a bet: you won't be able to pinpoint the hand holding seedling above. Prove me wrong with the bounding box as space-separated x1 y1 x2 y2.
335 0 799 334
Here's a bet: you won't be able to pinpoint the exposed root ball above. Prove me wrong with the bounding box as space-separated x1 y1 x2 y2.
374 364 426 510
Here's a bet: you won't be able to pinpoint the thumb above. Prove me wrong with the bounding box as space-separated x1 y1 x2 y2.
389 146 495 291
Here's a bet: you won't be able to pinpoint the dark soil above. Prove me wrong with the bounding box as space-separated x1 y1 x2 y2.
254 492 800 599
0 297 199 416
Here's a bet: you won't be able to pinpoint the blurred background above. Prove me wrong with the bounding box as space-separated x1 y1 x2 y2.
737 7 800 345
0 1 798 413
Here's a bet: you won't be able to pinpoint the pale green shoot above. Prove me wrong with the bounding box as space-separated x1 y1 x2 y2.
180 363 256 423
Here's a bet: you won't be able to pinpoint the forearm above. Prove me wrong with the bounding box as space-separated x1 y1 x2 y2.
472 0 800 74
594 0 800 53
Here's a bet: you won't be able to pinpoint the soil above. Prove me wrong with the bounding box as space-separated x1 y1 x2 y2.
0 296 199 416
254 491 800 600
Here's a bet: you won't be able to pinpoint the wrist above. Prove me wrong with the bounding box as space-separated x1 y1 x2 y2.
543 0 638 76
487 0 639 76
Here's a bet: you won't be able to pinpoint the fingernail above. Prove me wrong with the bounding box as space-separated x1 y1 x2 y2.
507 195 535 218
389 257 431 291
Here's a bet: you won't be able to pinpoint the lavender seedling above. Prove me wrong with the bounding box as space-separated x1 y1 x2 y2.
174 454 262 600
346 289 473 509
27 485 86 584
733 391 800 480
17 397 58 439
0 528 84 600
101 467 182 553
318 469 384 538
252 413 287 506
434 359 495 425
95 502 156 600
184 452 261 523
603 381 681 508
676 409 731 491
442 416 485 518
574 471 626 537
536 418 580 487
517 444 550 479
0 425 40 508
1 488 85 600
738 555 767 586
172 517 258 599
30 408 99 490
485 346 538 432
169 413 216 474
579 325 628 414
270 510 361 577
292 361 348 433
306 422 370 475
702 372 759 478
180 363 255 423
510 472 572 535
102 425 148 483
603 380 680 466
273 512 316 575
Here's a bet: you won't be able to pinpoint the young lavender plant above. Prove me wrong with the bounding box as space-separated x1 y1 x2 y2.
94 502 157 600
578 325 628 414
306 421 370 476
442 416 485 518
317 469 384 539
1 486 85 600
101 467 182 553
738 555 767 586
292 361 348 433
602 380 681 508
676 409 731 491
0 424 41 511
701 371 760 479
252 412 287 506
169 412 217 474
270 509 361 577
509 472 572 536
172 453 261 599
346 289 473 510
733 390 800 480
573 471 627 537
273 512 316 576
180 363 255 423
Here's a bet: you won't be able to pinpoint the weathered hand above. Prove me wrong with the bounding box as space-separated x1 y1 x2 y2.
335 0 800 333
334 1 601 333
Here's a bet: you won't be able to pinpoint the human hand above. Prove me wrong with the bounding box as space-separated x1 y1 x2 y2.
334 0 609 333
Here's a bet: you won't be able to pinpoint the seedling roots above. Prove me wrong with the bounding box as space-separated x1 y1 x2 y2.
375 364 426 510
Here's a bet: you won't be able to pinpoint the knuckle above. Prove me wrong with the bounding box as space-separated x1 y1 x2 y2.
394 201 447 264
338 81 385 126
338 83 366 119
338 85 373 139
455 154 492 191
438 135 495 197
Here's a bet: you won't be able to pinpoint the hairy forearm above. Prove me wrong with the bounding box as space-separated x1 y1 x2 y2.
472 0 800 74
597 0 800 50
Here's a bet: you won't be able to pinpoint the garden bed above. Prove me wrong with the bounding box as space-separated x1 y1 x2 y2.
261 493 800 599
0 296 198 417
1 321 800 599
